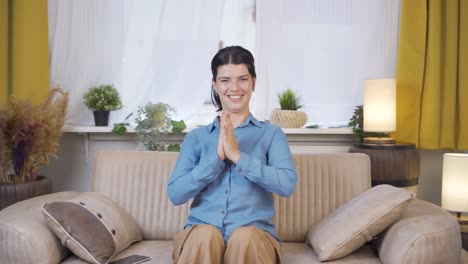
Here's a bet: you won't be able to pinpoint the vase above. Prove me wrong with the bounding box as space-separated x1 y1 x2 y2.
269 109 308 128
93 111 110 126
0 176 53 210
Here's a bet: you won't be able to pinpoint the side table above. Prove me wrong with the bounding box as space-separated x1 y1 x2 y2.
349 142 420 193
458 215 468 251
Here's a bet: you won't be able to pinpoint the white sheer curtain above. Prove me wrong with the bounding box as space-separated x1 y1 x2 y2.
220 0 256 53
255 0 401 126
49 0 225 125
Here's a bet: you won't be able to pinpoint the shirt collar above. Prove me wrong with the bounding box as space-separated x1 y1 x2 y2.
207 113 262 133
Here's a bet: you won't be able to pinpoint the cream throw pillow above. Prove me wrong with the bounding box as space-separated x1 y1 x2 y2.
42 192 142 264
307 184 415 261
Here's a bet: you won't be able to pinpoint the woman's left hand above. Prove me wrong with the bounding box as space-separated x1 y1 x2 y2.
220 112 241 163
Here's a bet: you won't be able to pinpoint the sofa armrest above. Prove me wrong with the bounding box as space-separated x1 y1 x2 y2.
0 191 81 264
373 199 461 264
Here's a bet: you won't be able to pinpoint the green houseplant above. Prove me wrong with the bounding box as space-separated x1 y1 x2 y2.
0 88 69 209
83 84 122 126
135 102 186 151
269 88 308 128
278 88 303 110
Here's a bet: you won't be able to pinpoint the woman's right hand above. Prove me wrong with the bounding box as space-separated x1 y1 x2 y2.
217 116 226 160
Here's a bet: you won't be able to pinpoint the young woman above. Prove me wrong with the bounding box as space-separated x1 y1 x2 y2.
168 46 297 264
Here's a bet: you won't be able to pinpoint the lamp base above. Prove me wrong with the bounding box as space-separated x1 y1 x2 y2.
363 137 396 144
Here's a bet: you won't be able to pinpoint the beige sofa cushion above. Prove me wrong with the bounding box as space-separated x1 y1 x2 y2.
373 199 462 264
0 191 81 264
307 184 415 261
42 192 142 264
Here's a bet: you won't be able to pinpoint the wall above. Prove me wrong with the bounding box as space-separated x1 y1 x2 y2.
39 131 447 206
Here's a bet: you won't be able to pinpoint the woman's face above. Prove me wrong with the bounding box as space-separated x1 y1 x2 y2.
212 63 255 115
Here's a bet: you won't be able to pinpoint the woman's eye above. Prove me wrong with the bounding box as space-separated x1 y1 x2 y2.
240 78 248 82
221 79 228 83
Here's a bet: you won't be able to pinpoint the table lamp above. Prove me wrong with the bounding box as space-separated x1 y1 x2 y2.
441 153 468 217
363 79 396 144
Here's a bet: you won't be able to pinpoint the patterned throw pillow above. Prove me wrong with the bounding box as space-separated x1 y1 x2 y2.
42 192 142 264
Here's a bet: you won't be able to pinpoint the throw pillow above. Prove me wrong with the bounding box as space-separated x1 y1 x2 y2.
42 192 142 264
307 184 415 261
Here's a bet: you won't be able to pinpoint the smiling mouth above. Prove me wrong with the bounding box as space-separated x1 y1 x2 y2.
228 95 243 101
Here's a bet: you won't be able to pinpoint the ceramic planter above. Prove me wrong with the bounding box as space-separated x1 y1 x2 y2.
269 109 307 128
0 176 52 210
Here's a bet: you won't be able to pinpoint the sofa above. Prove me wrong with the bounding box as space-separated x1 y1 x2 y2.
0 150 463 264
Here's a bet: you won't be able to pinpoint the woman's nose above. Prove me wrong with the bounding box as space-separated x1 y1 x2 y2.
230 81 240 91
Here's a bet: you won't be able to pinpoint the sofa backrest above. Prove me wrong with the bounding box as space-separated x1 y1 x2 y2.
92 151 184 241
272 153 371 242
92 150 371 242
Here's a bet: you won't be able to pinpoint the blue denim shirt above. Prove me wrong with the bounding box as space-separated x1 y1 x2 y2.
167 114 297 241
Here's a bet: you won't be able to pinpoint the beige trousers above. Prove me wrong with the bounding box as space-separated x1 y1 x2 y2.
173 224 282 264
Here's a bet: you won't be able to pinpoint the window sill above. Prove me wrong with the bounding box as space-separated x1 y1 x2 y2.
62 125 358 160
63 124 354 135
64 124 357 152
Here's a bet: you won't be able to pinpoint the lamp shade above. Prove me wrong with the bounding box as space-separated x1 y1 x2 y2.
363 79 396 132
441 153 468 213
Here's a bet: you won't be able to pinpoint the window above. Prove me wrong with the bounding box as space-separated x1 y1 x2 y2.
255 0 401 127
49 0 401 128
49 0 224 126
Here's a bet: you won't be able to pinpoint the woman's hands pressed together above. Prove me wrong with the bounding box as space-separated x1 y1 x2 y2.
217 112 241 163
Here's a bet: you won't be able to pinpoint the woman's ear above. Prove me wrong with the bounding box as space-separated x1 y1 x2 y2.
252 78 256 92
212 80 218 95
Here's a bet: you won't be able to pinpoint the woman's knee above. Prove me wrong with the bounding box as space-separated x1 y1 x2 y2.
225 227 280 263
173 225 225 264
228 226 260 244
189 224 224 246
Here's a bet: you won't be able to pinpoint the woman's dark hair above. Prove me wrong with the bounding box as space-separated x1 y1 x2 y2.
211 46 256 111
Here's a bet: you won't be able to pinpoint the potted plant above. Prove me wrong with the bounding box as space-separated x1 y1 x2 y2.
0 88 69 210
269 88 308 128
83 84 122 126
135 102 186 151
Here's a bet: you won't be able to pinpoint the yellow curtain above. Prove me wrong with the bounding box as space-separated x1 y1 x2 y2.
0 0 49 106
395 0 468 150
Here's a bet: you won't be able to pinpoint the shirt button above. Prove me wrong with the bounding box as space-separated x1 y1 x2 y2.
221 210 225 214
225 190 228 194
